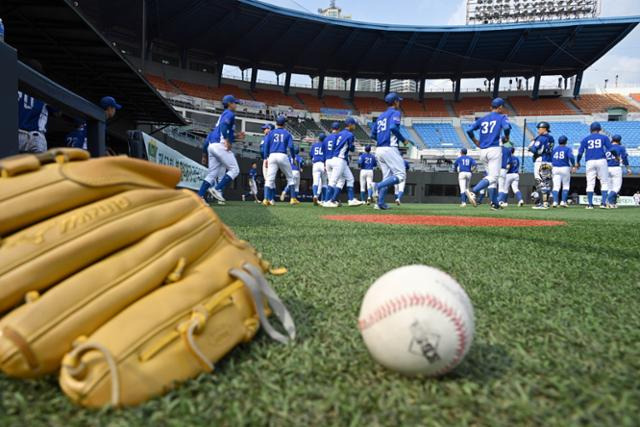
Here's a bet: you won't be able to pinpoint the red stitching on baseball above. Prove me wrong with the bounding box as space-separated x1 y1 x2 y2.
358 293 468 375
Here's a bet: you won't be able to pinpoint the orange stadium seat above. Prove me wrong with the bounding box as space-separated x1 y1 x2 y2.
251 88 304 109
145 74 178 93
353 96 388 114
571 94 640 114
169 80 252 102
296 93 324 112
423 98 450 117
401 98 428 117
323 95 351 110
452 97 493 116
509 96 577 116
631 93 640 103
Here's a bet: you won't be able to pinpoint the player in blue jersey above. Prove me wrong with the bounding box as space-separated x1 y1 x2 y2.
65 119 88 150
394 160 411 205
606 134 632 208
198 95 244 204
465 97 511 210
325 117 364 207
260 123 275 178
323 122 340 206
453 148 477 207
370 93 409 210
504 148 524 207
310 133 327 205
263 115 298 206
550 135 575 208
17 91 51 153
243 162 260 204
497 138 513 206
358 145 377 204
281 147 305 201
575 122 615 209
528 122 555 209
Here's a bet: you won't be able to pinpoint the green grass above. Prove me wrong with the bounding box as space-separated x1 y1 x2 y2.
2 203 639 426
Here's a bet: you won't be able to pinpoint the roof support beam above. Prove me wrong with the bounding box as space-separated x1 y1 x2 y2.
543 27 581 67
501 31 528 69
263 20 300 59
573 70 584 99
583 23 637 69
350 33 385 75
422 33 449 76
222 13 274 58
290 24 331 67
389 32 419 74
328 29 360 62
182 8 236 50
532 70 542 100
456 32 480 78
493 75 500 99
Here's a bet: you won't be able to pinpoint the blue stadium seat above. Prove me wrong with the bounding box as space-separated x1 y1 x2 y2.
526 121 589 150
601 122 640 148
413 123 463 149
400 125 425 148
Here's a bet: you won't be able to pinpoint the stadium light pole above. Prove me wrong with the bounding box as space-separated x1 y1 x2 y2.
521 118 527 174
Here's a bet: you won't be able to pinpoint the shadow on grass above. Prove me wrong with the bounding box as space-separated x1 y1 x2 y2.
444 342 512 383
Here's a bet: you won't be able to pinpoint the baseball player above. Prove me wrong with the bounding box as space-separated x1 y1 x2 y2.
465 97 511 210
370 93 409 210
503 148 524 207
453 148 477 207
198 95 244 203
247 162 260 204
528 122 555 209
394 160 411 205
497 138 513 205
65 119 88 150
551 136 575 208
263 115 298 206
358 145 377 204
606 134 631 209
260 123 275 178
310 133 327 205
325 117 364 208
281 147 305 201
575 122 614 209
323 122 340 206
17 91 51 153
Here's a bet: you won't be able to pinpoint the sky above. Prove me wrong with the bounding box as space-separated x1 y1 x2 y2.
227 0 640 90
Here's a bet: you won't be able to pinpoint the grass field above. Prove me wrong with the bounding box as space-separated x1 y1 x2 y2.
1 202 639 426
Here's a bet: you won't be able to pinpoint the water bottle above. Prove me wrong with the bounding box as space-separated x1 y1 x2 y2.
0 19 5 42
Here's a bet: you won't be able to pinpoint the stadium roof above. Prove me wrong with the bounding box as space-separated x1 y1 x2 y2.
0 0 184 125
77 0 639 81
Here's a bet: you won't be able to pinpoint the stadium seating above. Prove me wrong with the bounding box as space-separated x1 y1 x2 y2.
296 93 324 112
323 95 352 111
571 94 639 114
424 98 451 117
251 89 305 109
600 121 640 148
353 96 388 114
508 96 577 116
145 74 178 93
287 118 324 138
169 80 251 102
526 121 589 149
413 123 464 149
452 97 492 116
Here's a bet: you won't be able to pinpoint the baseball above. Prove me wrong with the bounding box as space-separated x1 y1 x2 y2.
358 265 475 377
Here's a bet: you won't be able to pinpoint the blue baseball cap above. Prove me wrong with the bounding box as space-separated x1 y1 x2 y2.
100 96 122 110
491 97 505 108
331 122 341 130
558 135 568 145
318 132 326 141
276 115 287 125
344 117 357 126
222 94 241 106
612 134 622 142
590 122 602 131
365 145 371 152
384 92 403 105
461 148 467 155
261 123 272 130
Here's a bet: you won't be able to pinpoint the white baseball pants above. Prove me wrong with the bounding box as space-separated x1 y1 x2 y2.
312 162 326 196
18 130 47 153
394 181 406 195
360 170 374 194
337 164 355 189
292 170 301 193
376 146 406 183
458 172 472 194
498 168 508 194
504 173 520 195
266 152 294 188
586 159 609 193
552 166 571 193
205 143 240 185
328 157 346 187
479 146 501 188
249 179 258 195
608 166 623 194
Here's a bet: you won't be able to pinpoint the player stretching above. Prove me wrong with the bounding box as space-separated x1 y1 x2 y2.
454 148 477 207
606 135 631 209
575 122 614 210
358 145 377 204
198 95 244 203
371 93 409 210
281 147 305 202
497 138 512 206
528 122 555 209
465 98 511 210
551 136 575 208
504 148 524 207
263 116 298 206
310 133 327 205
325 117 364 208
394 160 410 205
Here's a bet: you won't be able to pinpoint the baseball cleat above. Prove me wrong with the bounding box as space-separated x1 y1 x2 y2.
207 188 225 203
465 190 477 207
460 203 467 207
290 198 301 205
499 201 507 207
490 204 503 211
560 202 567 208
395 199 401 206
262 199 270 207
366 197 372 205
323 201 339 208
374 203 389 210
586 205 594 210
599 205 608 209
348 199 365 207
313 196 319 206
532 204 548 210
552 203 558 208
518 200 525 207
216 200 226 206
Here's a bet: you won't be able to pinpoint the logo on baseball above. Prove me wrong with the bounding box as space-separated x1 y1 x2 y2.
358 265 475 376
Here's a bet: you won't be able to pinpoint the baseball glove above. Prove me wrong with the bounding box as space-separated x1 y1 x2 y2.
0 149 295 407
